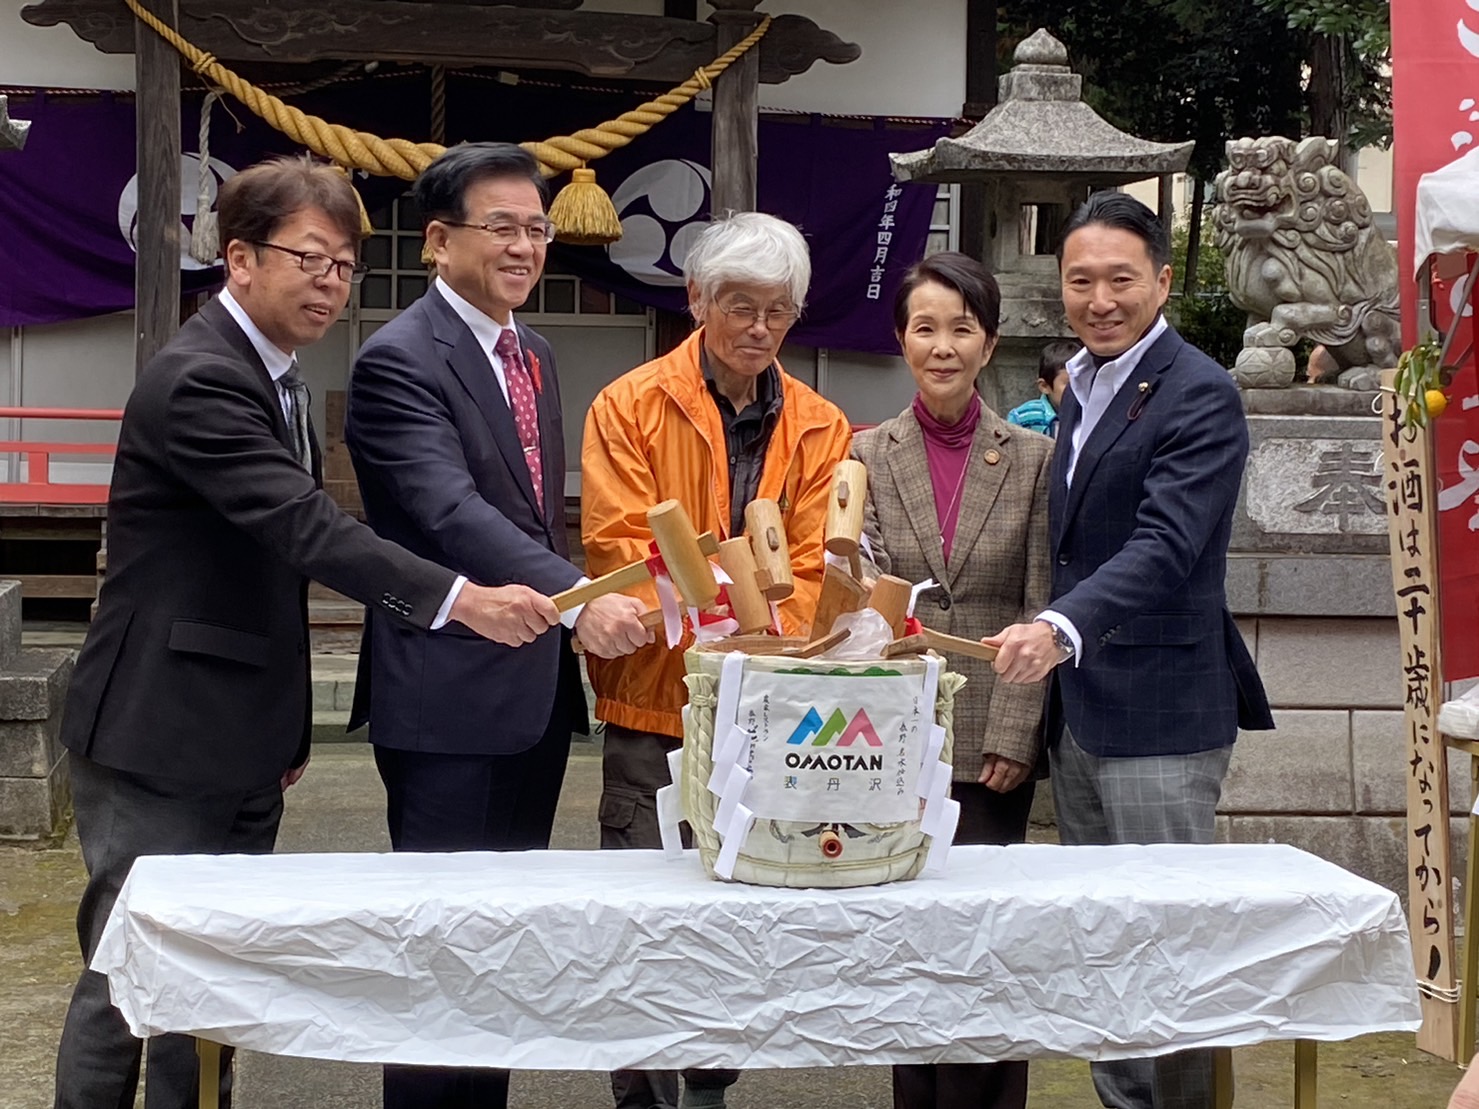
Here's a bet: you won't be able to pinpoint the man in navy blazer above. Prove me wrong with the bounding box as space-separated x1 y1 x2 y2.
345 143 650 1109
989 193 1273 1109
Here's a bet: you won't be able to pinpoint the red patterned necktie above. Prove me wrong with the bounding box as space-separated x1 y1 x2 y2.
494 327 544 512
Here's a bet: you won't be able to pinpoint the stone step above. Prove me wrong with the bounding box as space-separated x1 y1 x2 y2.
308 652 600 747
308 593 364 655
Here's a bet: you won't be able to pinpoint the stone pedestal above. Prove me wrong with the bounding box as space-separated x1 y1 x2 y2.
1026 389 1451 906
0 580 75 840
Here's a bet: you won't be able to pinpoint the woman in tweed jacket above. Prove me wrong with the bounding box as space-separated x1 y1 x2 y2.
851 252 1053 1109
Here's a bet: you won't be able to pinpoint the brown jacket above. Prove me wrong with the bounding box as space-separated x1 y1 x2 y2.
582 329 853 738
853 403 1053 780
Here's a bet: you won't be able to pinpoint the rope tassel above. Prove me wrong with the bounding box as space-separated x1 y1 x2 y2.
188 90 221 265
549 168 622 246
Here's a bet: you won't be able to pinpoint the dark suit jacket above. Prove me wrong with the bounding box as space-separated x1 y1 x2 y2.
345 286 586 755
1046 324 1273 758
61 298 456 789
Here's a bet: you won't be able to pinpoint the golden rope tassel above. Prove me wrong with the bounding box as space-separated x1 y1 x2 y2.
121 0 771 246
549 167 622 245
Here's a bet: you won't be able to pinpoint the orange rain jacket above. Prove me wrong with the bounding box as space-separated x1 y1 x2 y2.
581 329 853 738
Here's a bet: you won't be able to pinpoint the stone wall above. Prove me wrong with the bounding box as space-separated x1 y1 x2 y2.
1220 611 1467 903
1219 390 1464 903
1029 389 1466 906
0 580 74 839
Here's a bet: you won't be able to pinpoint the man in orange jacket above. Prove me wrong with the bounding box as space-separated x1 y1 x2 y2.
581 212 852 1109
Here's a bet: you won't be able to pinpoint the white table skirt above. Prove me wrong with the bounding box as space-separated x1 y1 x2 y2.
94 844 1421 1070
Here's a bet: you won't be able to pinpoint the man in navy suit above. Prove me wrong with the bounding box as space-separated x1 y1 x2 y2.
345 142 650 1109
989 192 1273 1109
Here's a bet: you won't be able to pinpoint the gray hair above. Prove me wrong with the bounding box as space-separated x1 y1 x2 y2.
682 211 811 313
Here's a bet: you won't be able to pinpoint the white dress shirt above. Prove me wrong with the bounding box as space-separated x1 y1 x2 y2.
218 288 297 423
1037 314 1169 662
434 276 521 404
216 289 466 629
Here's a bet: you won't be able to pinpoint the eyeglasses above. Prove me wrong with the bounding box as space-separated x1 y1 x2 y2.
716 302 800 331
438 219 558 246
252 242 370 285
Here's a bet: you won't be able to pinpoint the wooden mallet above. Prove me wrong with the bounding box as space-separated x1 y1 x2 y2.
825 460 867 579
744 498 793 601
865 574 913 639
553 500 719 614
717 537 774 635
810 562 869 638
884 627 1000 662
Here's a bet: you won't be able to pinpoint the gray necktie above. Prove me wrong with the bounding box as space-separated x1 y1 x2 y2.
280 365 312 472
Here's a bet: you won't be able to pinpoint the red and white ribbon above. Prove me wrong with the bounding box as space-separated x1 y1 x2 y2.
688 561 739 643
645 541 685 649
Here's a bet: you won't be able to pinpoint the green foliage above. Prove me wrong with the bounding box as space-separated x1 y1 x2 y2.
1255 0 1393 149
1164 219 1246 368
1256 0 1388 53
1394 339 1444 429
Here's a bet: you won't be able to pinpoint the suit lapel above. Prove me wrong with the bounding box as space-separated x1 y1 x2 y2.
1061 329 1182 529
887 413 950 589
427 290 544 521
944 415 1011 588
201 298 299 460
1049 383 1078 553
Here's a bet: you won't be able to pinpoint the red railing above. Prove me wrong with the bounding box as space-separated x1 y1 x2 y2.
0 407 123 506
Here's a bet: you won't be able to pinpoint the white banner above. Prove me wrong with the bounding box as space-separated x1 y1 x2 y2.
737 669 926 824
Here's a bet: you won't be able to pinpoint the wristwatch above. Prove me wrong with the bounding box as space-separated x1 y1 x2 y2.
1037 619 1075 662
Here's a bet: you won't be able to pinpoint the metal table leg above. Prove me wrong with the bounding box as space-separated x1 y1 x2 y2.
196 1039 221 1109
1213 1046 1234 1109
1294 1038 1318 1108
1463 755 1479 1065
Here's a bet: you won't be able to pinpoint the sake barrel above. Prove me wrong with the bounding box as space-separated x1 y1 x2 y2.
680 647 964 887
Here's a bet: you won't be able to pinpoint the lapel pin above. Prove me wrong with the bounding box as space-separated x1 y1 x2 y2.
984 448 1001 465
1128 381 1156 421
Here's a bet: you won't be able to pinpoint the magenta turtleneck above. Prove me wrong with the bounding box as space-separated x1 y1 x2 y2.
912 391 982 562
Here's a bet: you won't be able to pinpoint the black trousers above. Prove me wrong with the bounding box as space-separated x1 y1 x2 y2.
374 721 572 1109
892 778 1036 1109
54 752 283 1109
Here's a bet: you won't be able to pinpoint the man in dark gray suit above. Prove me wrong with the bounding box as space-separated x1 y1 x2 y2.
345 142 650 1109
989 192 1273 1109
54 157 558 1109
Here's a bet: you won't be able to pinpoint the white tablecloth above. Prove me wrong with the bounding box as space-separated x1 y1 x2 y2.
94 844 1420 1070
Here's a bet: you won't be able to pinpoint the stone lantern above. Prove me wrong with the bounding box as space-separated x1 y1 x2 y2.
889 29 1192 410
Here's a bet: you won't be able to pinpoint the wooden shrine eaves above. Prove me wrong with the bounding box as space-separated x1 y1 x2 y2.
20 1 860 82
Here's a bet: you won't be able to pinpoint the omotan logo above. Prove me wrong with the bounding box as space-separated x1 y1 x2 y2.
784 707 883 772
117 153 237 272
606 159 712 287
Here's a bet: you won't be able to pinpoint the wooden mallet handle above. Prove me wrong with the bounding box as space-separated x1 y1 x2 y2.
884 627 1001 662
551 562 650 613
571 608 665 655
549 529 720 613
745 498 793 601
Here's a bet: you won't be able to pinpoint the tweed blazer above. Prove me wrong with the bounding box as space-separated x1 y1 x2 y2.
853 403 1054 780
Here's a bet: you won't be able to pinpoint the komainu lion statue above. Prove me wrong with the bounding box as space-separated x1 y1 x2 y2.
1212 135 1400 390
